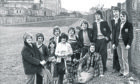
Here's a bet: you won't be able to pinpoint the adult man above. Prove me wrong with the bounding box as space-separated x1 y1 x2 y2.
92 10 111 72
115 11 133 77
111 7 121 73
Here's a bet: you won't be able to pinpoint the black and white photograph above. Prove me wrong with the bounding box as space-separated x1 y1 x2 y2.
0 0 140 84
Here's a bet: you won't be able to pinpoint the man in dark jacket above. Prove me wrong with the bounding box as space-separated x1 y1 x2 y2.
111 7 121 73
78 20 95 57
115 11 133 77
92 10 111 72
21 32 46 84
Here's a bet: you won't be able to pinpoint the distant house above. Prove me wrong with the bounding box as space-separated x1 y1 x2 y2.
37 8 54 16
0 0 61 16
41 0 61 15
12 7 28 16
4 0 34 8
28 8 54 16
0 0 33 16
0 7 8 16
61 8 68 13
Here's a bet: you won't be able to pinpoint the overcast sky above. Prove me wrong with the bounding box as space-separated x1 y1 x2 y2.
61 0 126 12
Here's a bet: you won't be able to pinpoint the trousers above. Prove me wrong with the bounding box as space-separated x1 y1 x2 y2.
95 39 107 72
117 40 129 76
113 49 120 71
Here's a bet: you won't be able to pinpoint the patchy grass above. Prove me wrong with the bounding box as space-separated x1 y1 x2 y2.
0 18 83 84
0 26 70 84
0 18 139 84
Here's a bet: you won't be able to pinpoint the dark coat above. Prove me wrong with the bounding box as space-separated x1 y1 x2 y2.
115 21 133 46
33 43 49 61
78 28 95 47
68 36 82 51
21 42 42 74
49 36 60 43
111 19 121 44
92 21 111 42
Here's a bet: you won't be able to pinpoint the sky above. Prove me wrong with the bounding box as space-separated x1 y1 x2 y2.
61 0 126 12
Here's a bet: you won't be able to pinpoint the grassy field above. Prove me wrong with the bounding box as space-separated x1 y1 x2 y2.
0 18 139 84
0 18 83 84
0 26 71 84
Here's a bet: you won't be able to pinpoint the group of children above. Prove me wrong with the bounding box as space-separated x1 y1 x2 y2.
21 8 133 84
21 24 103 84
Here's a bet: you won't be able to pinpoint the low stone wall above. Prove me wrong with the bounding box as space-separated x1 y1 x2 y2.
26 16 54 22
0 17 26 25
0 16 54 25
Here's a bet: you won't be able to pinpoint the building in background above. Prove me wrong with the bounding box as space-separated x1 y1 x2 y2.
0 0 61 16
89 7 97 14
2 0 34 8
61 8 68 13
41 0 61 15
117 3 126 11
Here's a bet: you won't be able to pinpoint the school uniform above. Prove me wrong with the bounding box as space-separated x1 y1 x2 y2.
92 20 111 72
115 21 133 76
111 18 121 72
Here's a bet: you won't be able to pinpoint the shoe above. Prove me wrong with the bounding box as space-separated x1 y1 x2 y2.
103 67 107 72
118 73 123 76
123 74 129 78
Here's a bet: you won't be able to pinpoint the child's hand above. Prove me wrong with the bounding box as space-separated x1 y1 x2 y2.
112 44 116 49
40 60 46 66
105 37 109 41
52 59 56 62
126 45 130 49
99 74 104 77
